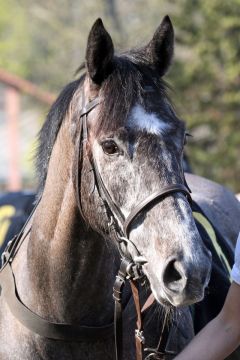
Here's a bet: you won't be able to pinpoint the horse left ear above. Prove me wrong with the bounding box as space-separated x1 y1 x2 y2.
86 18 114 85
146 15 174 76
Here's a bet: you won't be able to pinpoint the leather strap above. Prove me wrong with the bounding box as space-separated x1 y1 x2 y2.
75 119 85 221
124 184 191 237
130 280 144 360
1 197 40 268
113 259 130 360
92 156 126 226
114 301 123 360
80 97 102 117
0 263 114 342
141 293 155 314
75 95 101 223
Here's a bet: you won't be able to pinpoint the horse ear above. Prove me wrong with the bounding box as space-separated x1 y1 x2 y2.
147 15 174 76
86 18 114 85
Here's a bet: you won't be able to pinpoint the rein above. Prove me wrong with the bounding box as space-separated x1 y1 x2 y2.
0 89 192 360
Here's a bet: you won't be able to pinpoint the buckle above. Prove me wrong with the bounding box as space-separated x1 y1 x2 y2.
135 329 145 344
128 263 144 280
113 275 125 302
145 355 158 360
144 348 177 360
1 239 14 267
1 252 7 267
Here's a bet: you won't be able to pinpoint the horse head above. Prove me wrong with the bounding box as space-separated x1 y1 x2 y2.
72 17 212 307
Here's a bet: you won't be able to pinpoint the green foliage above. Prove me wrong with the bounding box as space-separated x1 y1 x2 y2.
0 0 31 76
0 0 239 191
169 0 240 191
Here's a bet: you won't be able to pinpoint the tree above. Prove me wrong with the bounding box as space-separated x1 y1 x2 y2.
0 0 239 191
169 0 240 191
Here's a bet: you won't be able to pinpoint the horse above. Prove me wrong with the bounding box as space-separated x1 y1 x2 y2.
0 16 239 360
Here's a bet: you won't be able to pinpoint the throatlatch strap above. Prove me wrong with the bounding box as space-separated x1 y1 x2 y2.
0 263 114 342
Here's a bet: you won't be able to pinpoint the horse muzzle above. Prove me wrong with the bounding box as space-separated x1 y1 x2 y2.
146 252 212 307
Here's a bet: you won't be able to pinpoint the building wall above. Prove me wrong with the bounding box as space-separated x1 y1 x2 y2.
0 83 45 191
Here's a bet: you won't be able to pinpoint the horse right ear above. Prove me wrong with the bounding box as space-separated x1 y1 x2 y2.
146 15 174 76
86 18 114 85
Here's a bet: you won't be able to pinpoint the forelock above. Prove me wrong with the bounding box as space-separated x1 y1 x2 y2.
94 54 171 135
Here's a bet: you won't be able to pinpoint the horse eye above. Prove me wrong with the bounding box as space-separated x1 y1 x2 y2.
101 140 119 155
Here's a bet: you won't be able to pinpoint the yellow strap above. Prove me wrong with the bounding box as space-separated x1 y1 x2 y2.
193 211 231 279
0 205 16 248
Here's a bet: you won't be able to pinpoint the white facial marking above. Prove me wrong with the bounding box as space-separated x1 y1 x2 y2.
129 104 171 135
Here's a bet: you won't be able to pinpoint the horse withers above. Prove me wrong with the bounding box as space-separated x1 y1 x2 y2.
0 16 239 360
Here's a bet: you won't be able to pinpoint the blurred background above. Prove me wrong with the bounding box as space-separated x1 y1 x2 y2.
0 0 239 193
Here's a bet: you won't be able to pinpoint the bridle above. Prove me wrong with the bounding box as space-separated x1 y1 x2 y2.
76 90 192 360
0 87 192 360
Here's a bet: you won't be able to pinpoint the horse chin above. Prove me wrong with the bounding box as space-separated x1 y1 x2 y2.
151 285 205 308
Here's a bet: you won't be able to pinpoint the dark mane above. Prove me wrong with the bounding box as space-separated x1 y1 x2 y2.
36 52 176 195
96 53 176 135
36 77 84 195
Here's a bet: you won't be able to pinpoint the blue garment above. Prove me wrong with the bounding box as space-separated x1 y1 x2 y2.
231 233 240 285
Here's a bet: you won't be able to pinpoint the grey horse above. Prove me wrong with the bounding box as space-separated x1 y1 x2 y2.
0 17 239 360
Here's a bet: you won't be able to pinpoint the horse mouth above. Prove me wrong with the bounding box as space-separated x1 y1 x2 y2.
144 268 208 307
151 283 206 308
142 255 211 308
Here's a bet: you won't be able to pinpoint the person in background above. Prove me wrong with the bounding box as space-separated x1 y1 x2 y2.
174 233 240 360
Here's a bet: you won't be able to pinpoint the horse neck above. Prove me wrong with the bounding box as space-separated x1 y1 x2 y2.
14 119 118 326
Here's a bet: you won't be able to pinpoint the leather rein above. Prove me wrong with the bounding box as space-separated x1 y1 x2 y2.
0 90 192 360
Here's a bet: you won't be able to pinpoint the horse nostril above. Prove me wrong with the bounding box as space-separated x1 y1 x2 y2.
162 258 187 293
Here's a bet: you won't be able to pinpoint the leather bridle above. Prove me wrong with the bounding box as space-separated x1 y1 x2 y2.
0 89 192 360
76 91 192 360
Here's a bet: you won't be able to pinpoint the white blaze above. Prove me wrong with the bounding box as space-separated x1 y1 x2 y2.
129 104 171 135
